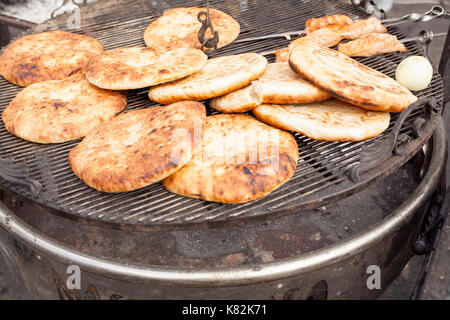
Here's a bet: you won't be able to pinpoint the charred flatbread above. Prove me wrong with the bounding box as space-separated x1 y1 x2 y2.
162 114 299 203
253 99 390 141
148 53 267 104
85 47 207 90
143 7 240 52
2 73 127 144
0 31 103 86
289 44 417 112
69 101 206 193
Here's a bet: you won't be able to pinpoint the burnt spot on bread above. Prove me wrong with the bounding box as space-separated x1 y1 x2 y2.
53 102 65 109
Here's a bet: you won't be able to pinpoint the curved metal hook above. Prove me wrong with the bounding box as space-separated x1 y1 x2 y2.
197 0 219 57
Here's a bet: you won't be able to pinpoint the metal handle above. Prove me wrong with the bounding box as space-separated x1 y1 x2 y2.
0 157 42 196
349 98 440 183
383 5 445 26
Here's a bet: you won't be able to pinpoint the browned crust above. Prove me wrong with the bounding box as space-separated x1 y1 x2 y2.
0 31 104 86
2 73 127 144
162 114 299 203
148 53 268 104
85 47 207 90
288 44 417 112
68 101 206 193
337 33 407 57
253 101 390 142
305 14 353 33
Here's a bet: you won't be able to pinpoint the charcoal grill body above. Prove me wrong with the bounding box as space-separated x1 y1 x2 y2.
0 0 448 299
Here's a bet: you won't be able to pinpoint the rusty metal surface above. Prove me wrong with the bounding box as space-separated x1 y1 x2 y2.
0 0 444 230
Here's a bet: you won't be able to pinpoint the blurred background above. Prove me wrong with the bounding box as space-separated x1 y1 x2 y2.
0 0 449 300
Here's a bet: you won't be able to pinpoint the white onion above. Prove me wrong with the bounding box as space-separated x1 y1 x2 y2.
395 56 433 92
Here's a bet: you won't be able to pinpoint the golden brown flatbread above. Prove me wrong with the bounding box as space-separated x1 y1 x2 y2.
162 114 299 203
143 7 240 52
85 47 207 90
69 101 206 193
254 62 332 104
253 99 390 141
0 31 103 86
289 44 417 112
2 73 127 144
209 84 262 113
209 63 331 113
148 53 268 104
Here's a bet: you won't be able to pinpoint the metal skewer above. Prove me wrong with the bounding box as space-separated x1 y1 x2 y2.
234 5 445 44
400 31 447 44
257 30 447 57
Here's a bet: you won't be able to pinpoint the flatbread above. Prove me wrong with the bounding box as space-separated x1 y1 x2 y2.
148 53 268 104
209 84 262 113
255 62 332 104
253 99 390 141
0 31 103 86
209 62 331 113
289 44 417 112
2 73 127 144
85 47 207 90
143 7 240 52
162 114 299 203
69 102 206 193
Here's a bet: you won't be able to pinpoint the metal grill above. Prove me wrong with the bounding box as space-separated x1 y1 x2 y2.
0 0 444 229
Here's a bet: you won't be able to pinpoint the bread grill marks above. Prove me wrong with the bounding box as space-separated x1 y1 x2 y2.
289 44 417 112
0 31 104 86
85 47 208 90
68 102 206 193
143 7 240 52
162 114 299 204
1 73 127 144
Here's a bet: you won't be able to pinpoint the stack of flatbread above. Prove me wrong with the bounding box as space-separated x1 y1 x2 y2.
0 6 420 205
205 43 417 143
275 14 406 62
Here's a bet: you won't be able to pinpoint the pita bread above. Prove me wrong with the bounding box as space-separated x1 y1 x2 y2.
255 62 332 104
209 63 331 113
253 99 390 142
2 73 127 144
148 53 268 104
289 44 417 112
85 47 207 90
69 102 206 193
143 7 240 52
162 114 299 203
0 31 103 86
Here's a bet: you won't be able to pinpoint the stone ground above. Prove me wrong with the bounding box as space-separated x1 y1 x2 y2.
0 0 449 300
